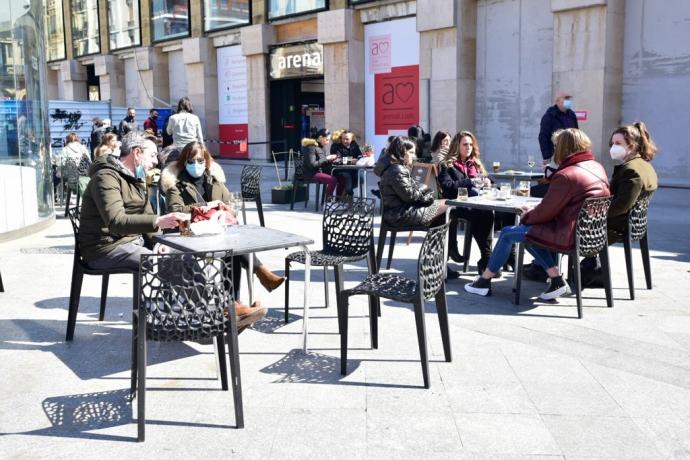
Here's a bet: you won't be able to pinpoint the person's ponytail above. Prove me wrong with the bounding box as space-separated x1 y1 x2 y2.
633 121 658 161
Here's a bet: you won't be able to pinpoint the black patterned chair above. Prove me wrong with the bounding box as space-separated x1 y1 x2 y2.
240 165 265 227
290 152 327 212
65 207 137 341
620 190 654 299
132 250 243 442
63 158 81 217
284 197 378 324
339 222 451 388
514 196 614 318
376 203 430 271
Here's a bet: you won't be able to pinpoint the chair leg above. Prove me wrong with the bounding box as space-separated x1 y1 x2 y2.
600 245 614 308
65 262 84 341
513 243 525 305
284 259 290 323
640 234 652 289
323 266 330 309
339 291 350 375
241 200 247 225
333 265 345 335
136 322 147 442
413 299 430 388
216 334 229 391
314 183 321 212
225 328 244 429
368 238 378 275
99 274 109 321
131 274 140 397
386 231 398 270
435 286 451 362
376 226 388 272
462 221 473 273
368 294 379 349
406 230 414 245
0 269 3 292
64 188 71 217
255 197 265 227
305 183 310 209
623 235 635 300
572 252 583 319
290 182 298 210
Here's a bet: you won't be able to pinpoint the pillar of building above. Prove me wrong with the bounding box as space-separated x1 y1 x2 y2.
94 55 125 105
46 66 60 101
183 37 219 156
417 0 476 135
551 0 624 169
241 24 275 160
58 60 87 101
132 47 170 109
317 9 365 139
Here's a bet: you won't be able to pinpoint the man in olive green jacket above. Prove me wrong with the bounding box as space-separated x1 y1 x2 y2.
79 131 186 270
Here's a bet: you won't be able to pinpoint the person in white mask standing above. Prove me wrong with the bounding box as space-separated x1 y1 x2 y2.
580 122 658 286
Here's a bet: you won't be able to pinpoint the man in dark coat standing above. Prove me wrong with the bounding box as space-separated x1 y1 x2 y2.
538 91 578 163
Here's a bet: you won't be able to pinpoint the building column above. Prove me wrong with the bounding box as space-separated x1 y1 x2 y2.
58 60 87 101
132 47 170 109
94 55 125 105
241 24 275 160
183 37 219 156
551 0 625 169
417 0 476 135
317 9 365 138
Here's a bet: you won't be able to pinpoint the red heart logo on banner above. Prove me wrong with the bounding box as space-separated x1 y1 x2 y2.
395 82 414 102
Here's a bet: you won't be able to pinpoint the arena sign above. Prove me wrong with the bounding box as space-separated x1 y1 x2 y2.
269 43 323 80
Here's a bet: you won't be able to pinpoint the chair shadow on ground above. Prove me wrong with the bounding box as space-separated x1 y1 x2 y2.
0 388 234 443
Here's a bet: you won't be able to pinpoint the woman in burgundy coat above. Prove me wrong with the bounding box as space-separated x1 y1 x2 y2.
465 128 610 300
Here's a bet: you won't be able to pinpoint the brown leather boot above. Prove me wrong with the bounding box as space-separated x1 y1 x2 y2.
229 300 266 334
255 265 285 292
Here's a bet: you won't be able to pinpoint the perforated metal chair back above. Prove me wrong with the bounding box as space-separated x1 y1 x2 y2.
628 190 653 241
66 207 85 262
240 165 261 199
322 197 376 257
575 196 612 258
417 222 449 300
139 251 234 342
293 153 306 182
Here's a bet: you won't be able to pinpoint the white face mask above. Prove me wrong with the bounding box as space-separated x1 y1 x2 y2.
609 144 628 163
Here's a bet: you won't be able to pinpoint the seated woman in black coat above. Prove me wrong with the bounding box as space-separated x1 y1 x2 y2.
438 131 495 273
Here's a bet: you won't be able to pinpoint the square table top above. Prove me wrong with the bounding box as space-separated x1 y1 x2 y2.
490 171 544 181
446 195 542 214
153 224 314 255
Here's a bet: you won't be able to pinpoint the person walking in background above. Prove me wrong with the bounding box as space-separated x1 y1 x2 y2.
465 129 610 300
167 97 204 148
118 107 139 139
538 91 578 164
90 118 103 160
62 133 91 177
430 130 451 166
143 109 159 136
301 128 345 200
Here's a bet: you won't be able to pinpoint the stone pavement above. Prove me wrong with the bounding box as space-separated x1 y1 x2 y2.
1 161 690 458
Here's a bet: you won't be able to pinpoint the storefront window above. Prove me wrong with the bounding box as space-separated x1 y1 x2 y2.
0 0 55 235
43 0 66 61
268 0 326 20
204 0 250 31
108 0 141 50
151 0 190 42
71 0 100 56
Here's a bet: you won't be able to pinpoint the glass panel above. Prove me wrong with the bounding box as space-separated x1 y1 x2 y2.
268 0 325 19
151 0 189 41
43 0 66 61
0 0 55 234
108 0 141 50
71 0 101 56
204 0 250 31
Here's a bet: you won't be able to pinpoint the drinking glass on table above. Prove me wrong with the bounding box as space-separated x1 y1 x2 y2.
499 183 511 199
527 155 536 175
517 180 530 197
457 187 468 201
492 161 501 173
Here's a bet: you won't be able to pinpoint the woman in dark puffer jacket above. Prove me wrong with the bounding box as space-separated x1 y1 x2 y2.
465 128 610 300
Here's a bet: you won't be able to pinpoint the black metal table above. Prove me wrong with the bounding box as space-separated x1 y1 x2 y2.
154 224 315 351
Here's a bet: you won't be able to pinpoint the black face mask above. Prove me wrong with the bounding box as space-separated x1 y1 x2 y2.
151 115 158 120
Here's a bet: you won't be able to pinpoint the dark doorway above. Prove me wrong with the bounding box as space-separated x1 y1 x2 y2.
85 64 100 101
270 78 324 153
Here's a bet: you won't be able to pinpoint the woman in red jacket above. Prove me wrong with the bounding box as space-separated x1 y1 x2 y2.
465 128 610 300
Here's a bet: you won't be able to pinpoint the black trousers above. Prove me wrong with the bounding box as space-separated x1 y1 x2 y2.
449 208 495 261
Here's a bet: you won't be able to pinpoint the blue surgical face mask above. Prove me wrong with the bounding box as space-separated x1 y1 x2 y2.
563 99 573 110
134 165 146 179
186 162 206 178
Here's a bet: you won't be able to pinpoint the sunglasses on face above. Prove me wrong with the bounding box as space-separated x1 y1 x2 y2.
186 158 206 165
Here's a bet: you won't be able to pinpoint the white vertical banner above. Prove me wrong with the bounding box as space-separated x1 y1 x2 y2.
217 46 249 158
364 17 420 158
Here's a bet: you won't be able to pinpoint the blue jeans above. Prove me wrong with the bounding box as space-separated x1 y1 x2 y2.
487 225 558 274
